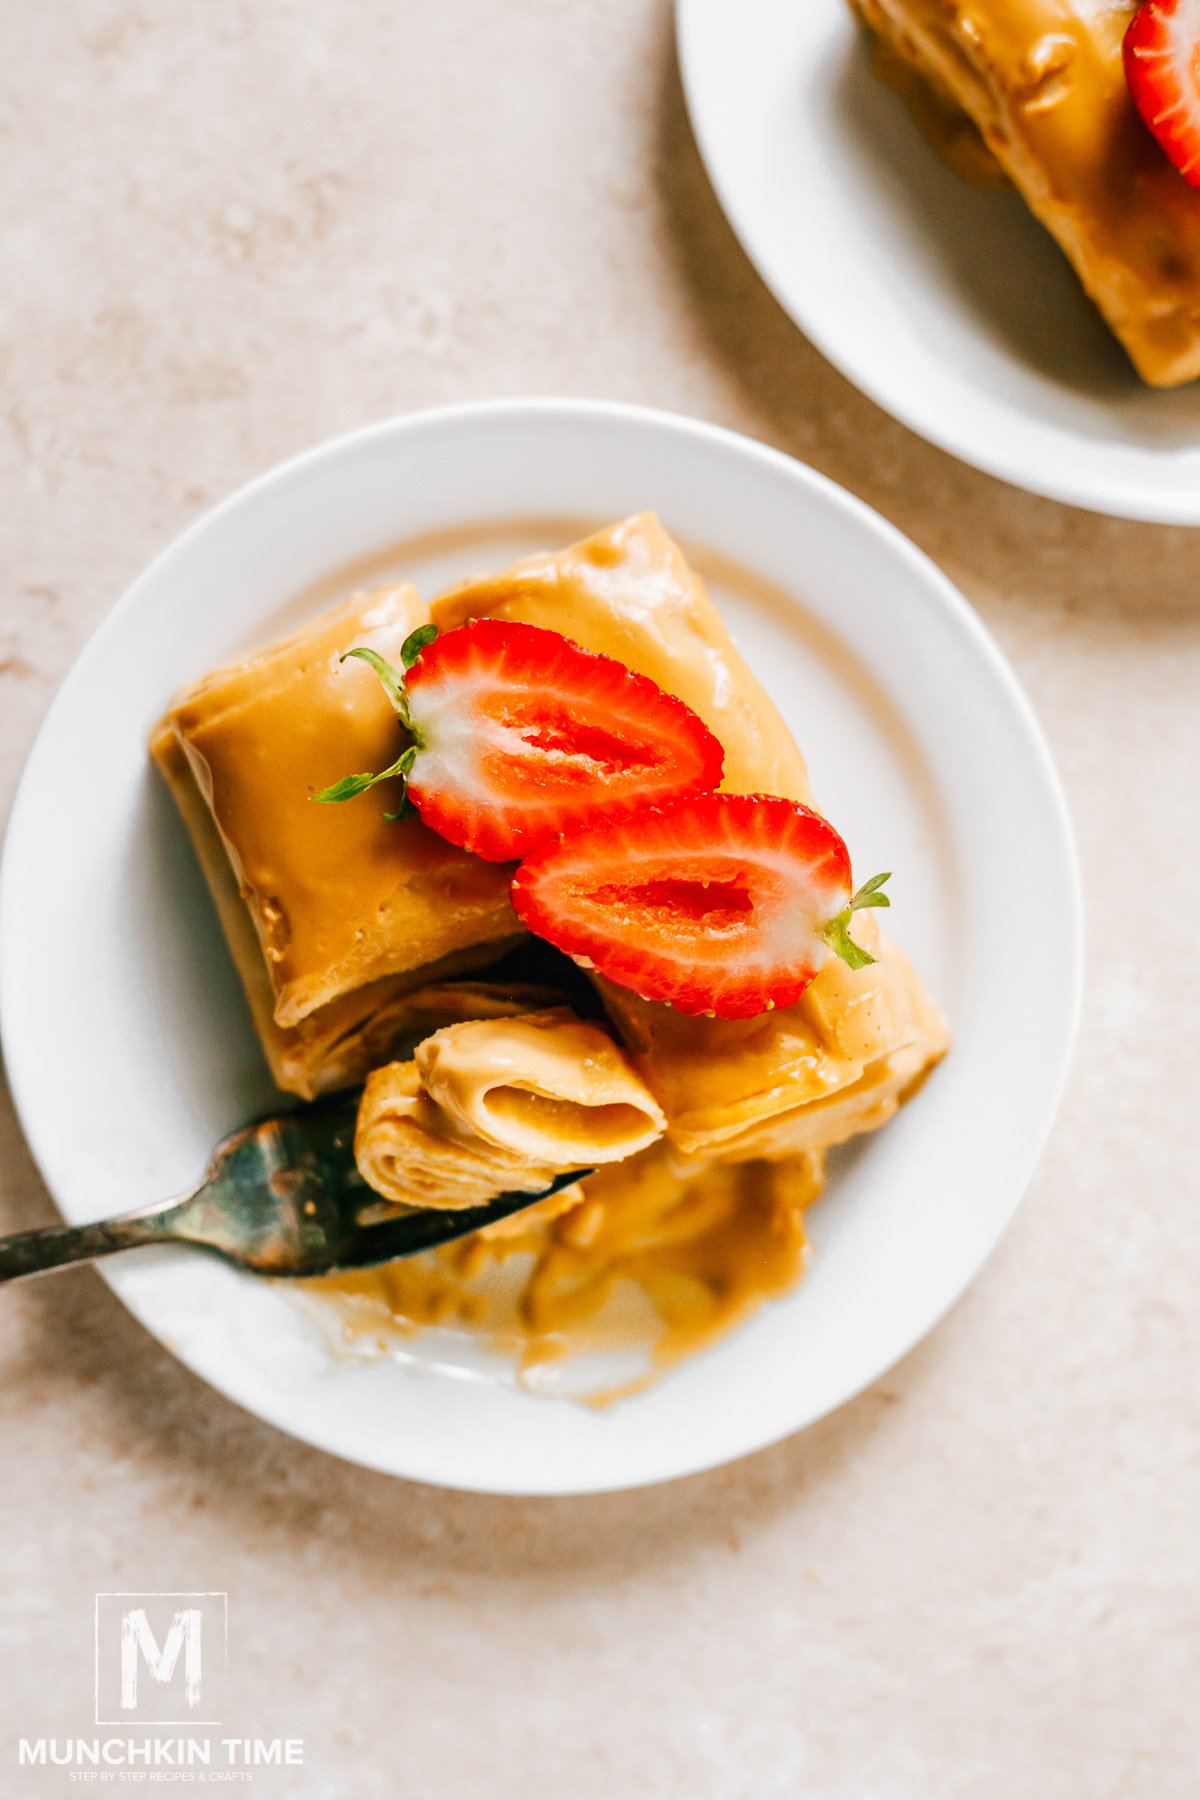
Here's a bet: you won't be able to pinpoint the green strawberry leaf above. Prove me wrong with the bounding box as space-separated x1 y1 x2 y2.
310 770 381 804
819 871 892 971
314 635 436 808
341 646 411 722
848 870 891 910
312 745 416 805
338 628 436 733
400 623 438 669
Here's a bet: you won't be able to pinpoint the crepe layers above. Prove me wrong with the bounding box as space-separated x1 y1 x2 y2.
355 1009 666 1209
152 584 524 1097
431 513 948 1163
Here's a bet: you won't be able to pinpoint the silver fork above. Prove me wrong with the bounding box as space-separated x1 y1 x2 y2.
0 1097 584 1284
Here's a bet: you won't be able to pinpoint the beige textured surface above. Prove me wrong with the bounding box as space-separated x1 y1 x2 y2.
2 4 1198 1795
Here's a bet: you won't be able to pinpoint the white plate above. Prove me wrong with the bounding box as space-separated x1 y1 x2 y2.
677 0 1200 522
0 400 1080 1493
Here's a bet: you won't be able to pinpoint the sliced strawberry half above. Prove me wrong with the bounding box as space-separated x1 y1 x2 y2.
510 793 891 1020
313 619 725 861
1125 0 1200 188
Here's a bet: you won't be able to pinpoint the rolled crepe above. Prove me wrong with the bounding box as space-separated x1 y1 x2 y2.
152 583 523 1096
430 514 948 1156
850 0 1200 387
354 1008 667 1209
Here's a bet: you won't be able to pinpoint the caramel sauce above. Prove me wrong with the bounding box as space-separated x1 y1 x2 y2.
852 0 1200 385
154 512 949 1399
870 28 1010 187
299 514 946 1399
431 513 813 804
156 583 519 1031
307 1144 823 1405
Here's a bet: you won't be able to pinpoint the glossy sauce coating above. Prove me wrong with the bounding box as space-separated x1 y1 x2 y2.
354 1009 666 1209
153 584 521 1033
432 512 813 802
314 518 947 1392
309 1142 823 1405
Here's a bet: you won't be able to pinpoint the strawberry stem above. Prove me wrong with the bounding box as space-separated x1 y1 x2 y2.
341 646 410 722
312 744 416 806
311 629 438 814
820 871 891 971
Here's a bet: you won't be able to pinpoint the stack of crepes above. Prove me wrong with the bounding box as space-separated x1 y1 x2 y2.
152 514 948 1394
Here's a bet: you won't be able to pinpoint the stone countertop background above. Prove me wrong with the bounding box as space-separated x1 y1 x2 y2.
1 4 1196 1795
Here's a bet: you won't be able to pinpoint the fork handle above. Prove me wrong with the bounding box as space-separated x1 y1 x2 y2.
0 1208 180 1284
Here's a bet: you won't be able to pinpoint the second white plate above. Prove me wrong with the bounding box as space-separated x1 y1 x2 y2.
0 400 1080 1492
678 0 1200 521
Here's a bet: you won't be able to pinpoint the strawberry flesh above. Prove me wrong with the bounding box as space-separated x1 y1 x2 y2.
403 620 726 861
511 793 857 1019
1125 0 1200 188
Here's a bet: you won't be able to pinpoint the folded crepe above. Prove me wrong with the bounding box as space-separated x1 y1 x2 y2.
430 513 948 1160
850 0 1200 387
604 914 947 1161
152 584 524 1097
354 1008 667 1210
431 511 812 802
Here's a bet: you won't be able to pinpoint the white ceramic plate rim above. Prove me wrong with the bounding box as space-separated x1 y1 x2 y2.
0 399 1082 1492
676 0 1200 523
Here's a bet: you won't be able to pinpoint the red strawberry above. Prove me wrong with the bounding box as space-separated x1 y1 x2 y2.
1125 0 1200 188
314 620 725 861
510 793 891 1020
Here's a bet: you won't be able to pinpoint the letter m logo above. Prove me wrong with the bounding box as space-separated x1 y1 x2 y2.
95 1593 227 1724
121 1606 202 1710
